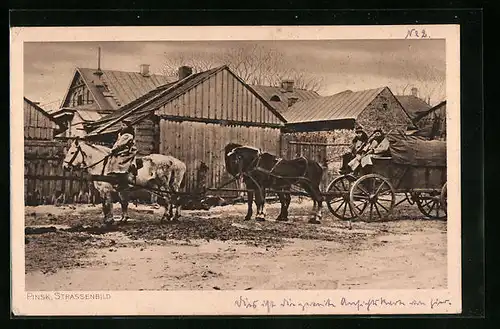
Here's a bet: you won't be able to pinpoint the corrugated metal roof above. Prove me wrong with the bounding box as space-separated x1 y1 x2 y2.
283 87 386 123
77 68 177 110
87 66 226 136
251 85 320 113
395 95 432 119
86 65 286 136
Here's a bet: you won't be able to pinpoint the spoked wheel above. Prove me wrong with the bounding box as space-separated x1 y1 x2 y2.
349 174 395 222
325 175 358 220
416 190 447 219
441 182 447 214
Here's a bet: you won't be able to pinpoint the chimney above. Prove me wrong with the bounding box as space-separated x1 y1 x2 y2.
139 64 150 77
411 87 418 97
178 66 193 80
93 47 103 77
288 96 299 108
93 47 104 86
281 79 294 93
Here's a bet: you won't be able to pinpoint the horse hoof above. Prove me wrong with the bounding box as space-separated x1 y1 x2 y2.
308 218 321 224
244 217 252 221
256 217 265 222
276 217 288 222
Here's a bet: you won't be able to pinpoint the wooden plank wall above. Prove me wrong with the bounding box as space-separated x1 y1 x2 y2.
279 132 354 191
24 99 56 140
280 133 328 164
159 119 281 193
156 68 283 125
24 139 96 205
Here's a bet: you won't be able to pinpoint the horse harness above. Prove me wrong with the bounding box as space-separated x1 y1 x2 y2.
239 149 310 185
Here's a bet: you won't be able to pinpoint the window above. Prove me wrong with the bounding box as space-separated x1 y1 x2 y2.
382 103 388 110
270 95 281 102
77 95 83 105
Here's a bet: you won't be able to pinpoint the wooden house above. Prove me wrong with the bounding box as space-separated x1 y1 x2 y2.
86 65 286 193
51 64 176 138
24 97 59 140
24 98 72 204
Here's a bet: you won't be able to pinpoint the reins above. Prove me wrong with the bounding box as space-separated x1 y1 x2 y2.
65 143 112 171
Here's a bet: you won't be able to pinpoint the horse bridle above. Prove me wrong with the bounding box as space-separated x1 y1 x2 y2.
64 143 87 169
64 142 110 171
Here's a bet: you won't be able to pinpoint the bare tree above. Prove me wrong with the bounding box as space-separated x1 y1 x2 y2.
160 51 219 77
392 52 446 105
161 44 324 92
395 79 445 106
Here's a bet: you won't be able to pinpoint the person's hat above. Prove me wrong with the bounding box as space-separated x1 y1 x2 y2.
120 124 135 135
355 126 364 132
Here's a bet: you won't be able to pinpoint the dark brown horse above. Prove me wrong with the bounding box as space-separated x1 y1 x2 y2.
224 143 325 224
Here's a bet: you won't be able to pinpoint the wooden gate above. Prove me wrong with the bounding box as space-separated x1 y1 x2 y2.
280 134 350 190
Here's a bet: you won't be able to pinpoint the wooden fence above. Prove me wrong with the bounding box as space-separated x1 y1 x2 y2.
24 139 97 205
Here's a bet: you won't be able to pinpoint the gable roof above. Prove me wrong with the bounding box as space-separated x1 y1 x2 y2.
395 95 432 119
60 67 177 111
283 87 389 124
251 85 320 113
86 65 286 137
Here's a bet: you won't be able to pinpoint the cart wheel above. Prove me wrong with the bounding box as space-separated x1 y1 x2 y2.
416 190 447 220
325 175 358 220
349 174 395 222
441 183 447 214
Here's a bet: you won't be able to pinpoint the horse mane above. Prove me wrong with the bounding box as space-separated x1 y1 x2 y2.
225 144 261 157
80 140 110 154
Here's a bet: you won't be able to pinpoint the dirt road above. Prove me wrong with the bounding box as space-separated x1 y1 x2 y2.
24 200 447 291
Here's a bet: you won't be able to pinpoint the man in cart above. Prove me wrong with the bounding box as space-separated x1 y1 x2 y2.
339 126 369 175
348 128 391 174
105 124 139 189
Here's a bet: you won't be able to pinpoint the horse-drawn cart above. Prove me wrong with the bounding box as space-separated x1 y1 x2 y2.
324 137 447 222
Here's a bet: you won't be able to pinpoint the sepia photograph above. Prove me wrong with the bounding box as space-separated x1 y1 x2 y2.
11 25 461 316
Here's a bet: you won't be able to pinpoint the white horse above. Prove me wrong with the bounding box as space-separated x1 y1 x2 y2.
62 138 187 224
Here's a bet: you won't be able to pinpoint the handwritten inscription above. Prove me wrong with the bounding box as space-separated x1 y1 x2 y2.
235 296 336 313
430 298 452 309
234 295 449 313
340 297 405 312
405 28 430 39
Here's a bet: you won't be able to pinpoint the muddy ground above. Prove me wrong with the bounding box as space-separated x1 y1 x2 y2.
24 198 447 291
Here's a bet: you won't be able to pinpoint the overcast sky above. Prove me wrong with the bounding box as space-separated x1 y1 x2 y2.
24 40 445 112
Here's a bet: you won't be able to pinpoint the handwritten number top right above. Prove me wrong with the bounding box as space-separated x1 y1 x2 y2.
405 28 431 39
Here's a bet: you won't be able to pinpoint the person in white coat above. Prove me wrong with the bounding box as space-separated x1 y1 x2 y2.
105 124 138 189
348 129 391 173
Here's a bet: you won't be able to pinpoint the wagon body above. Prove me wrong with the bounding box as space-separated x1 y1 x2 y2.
325 137 448 222
371 157 446 192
